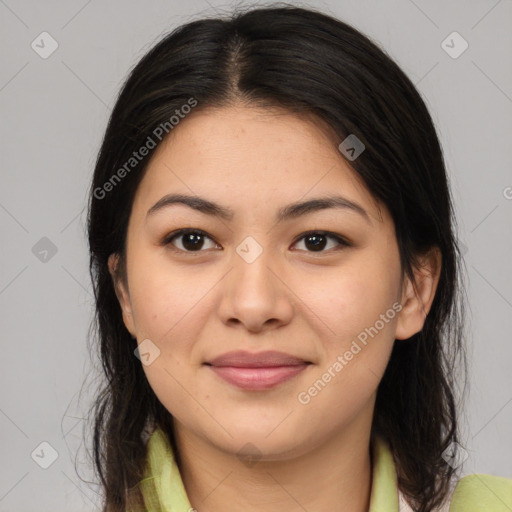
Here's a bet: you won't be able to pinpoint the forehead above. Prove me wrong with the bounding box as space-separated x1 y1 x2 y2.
132 105 384 224
151 105 344 171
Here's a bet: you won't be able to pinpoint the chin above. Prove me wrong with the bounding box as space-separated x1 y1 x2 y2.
211 428 308 462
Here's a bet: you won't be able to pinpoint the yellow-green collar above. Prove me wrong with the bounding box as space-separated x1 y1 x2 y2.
137 427 399 512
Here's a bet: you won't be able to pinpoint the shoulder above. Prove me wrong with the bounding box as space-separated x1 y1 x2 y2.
449 473 512 511
398 474 512 512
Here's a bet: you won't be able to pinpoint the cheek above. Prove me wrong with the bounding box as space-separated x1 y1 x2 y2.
128 260 214 343
304 254 400 383
142 362 200 427
297 281 398 432
296 360 379 443
308 261 399 339
130 266 210 418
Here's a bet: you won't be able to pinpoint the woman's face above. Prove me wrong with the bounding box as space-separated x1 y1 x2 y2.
109 105 438 460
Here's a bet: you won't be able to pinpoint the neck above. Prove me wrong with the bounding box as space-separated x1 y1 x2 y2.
173 413 374 512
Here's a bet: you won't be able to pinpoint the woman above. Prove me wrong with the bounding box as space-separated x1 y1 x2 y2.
85 4 512 512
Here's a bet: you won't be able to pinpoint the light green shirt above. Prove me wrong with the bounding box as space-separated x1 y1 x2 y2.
133 427 512 511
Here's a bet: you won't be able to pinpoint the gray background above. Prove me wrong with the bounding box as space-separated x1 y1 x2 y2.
1 0 511 510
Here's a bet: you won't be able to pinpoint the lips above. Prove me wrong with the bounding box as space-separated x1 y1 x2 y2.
204 350 312 390
205 350 310 368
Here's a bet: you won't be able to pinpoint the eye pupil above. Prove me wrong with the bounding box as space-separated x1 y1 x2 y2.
305 234 327 251
183 233 204 251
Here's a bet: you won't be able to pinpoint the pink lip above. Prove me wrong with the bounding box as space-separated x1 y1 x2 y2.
205 350 310 367
208 364 309 390
204 350 311 390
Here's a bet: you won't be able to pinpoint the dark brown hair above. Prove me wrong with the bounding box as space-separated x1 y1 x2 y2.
84 4 468 511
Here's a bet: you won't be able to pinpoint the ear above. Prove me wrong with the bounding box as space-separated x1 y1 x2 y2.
395 247 442 340
108 253 136 338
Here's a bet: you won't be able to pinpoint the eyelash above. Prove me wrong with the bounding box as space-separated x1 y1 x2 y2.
161 228 351 255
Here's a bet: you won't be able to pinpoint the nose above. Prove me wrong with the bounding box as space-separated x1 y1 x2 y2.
216 242 294 333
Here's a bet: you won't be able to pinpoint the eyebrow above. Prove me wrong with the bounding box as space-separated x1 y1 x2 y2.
146 193 371 224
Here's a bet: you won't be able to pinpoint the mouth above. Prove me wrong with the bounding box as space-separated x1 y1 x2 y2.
203 350 312 390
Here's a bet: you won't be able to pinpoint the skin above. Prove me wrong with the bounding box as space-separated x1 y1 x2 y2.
108 104 441 512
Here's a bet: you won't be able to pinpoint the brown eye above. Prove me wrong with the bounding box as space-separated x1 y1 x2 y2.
292 231 350 253
162 228 350 255
163 229 219 253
